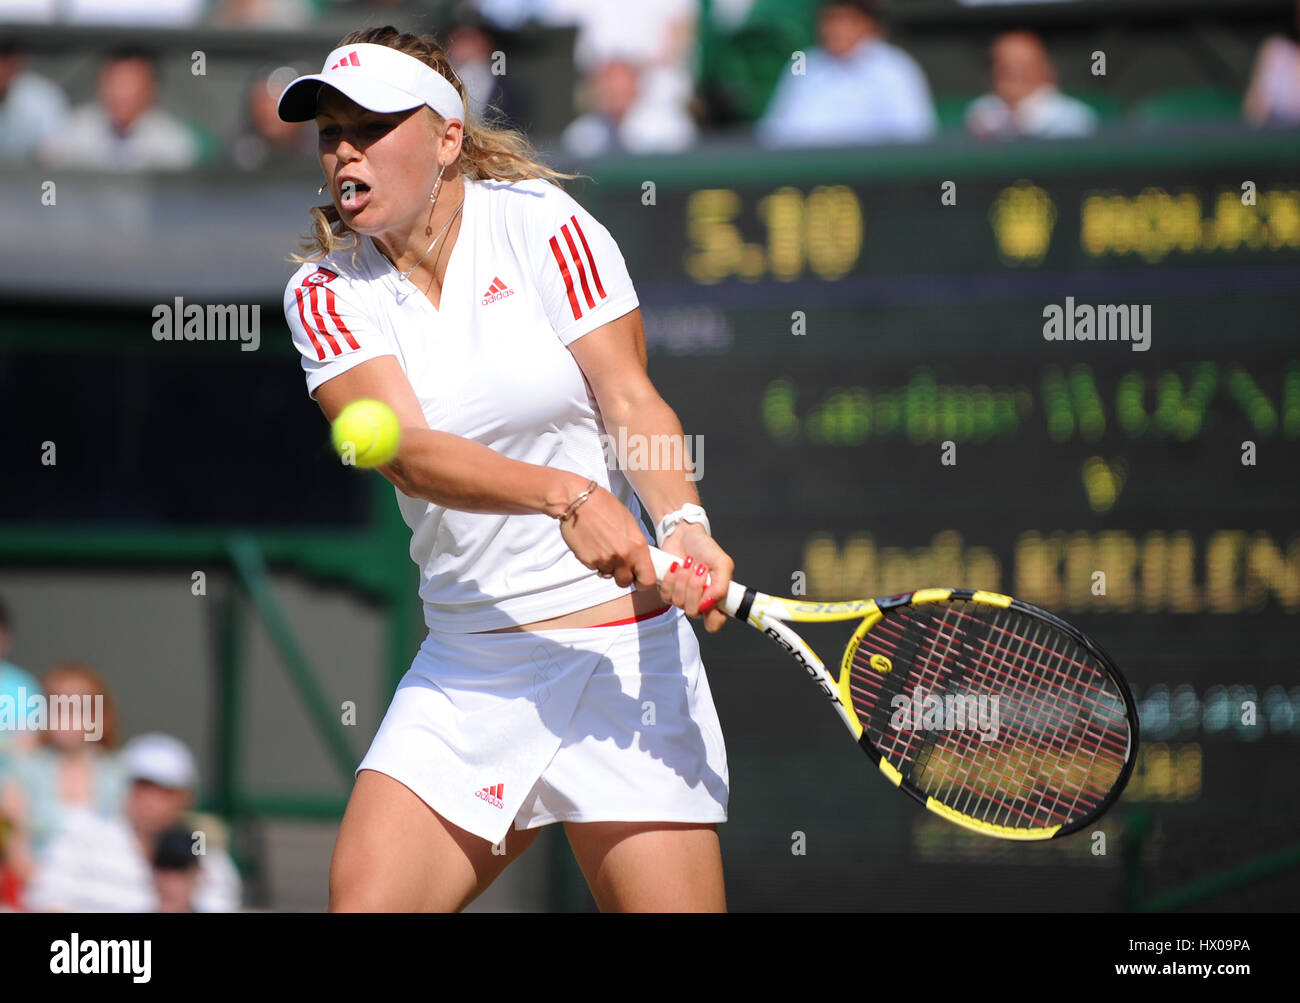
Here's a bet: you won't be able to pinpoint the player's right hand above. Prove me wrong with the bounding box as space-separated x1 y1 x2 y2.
558 485 658 591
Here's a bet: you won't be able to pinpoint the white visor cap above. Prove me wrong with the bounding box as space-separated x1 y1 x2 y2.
277 42 465 125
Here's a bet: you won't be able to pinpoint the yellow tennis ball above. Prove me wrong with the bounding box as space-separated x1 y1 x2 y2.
331 399 401 468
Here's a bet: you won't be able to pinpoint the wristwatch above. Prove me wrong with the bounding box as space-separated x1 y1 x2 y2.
655 503 711 547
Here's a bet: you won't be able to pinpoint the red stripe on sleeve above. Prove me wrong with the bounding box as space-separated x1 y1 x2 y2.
549 235 582 320
569 216 606 299
324 288 361 350
308 287 341 355
294 288 326 361
561 224 596 310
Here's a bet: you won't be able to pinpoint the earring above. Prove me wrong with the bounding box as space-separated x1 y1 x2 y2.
429 162 446 204
317 184 327 195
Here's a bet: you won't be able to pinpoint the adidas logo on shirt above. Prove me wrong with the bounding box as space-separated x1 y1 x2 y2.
475 783 505 808
480 277 515 306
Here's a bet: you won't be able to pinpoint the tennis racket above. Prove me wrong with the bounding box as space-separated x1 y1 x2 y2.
648 546 1138 840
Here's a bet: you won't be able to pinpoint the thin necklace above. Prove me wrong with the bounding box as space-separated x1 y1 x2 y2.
398 197 464 282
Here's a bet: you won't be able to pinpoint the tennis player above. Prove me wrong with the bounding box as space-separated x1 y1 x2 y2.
278 27 734 912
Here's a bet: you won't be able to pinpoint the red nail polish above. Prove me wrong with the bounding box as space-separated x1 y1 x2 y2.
696 564 707 576
699 596 716 614
683 556 694 569
669 562 679 573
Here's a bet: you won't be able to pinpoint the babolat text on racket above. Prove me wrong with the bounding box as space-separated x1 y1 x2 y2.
649 546 1138 840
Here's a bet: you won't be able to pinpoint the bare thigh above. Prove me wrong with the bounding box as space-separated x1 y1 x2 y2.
330 769 540 912
564 821 726 913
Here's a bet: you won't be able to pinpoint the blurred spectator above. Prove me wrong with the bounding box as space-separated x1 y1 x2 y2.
21 804 154 911
0 38 69 164
1 662 125 867
152 824 202 913
562 57 695 157
231 66 317 171
529 0 698 155
966 31 1096 139
446 9 527 127
209 0 313 29
0 596 40 765
62 0 204 25
540 0 697 79
24 733 241 912
1245 1 1300 126
39 49 200 172
756 0 936 148
1 662 125 901
0 0 56 21
0 811 18 910
0 598 38 909
120 732 242 912
0 597 35 913
474 0 543 28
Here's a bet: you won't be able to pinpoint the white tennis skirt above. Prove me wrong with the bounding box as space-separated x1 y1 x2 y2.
356 604 729 845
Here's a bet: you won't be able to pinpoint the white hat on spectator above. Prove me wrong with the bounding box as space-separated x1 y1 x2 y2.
123 732 198 790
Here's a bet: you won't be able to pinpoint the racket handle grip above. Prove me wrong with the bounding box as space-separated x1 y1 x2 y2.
647 545 747 618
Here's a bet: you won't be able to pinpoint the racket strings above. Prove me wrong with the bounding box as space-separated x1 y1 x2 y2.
857 614 1124 775
848 600 1130 831
891 610 1077 827
895 610 1124 826
958 614 1116 826
870 608 1125 827
950 613 1115 818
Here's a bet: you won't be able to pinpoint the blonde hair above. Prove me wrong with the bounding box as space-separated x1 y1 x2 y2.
292 25 575 263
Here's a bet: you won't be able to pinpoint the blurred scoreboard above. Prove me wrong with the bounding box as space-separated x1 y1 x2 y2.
578 134 1300 351
617 172 1300 287
567 135 1300 646
573 135 1300 904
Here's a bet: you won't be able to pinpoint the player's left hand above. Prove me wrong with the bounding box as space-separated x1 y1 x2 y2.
658 523 733 634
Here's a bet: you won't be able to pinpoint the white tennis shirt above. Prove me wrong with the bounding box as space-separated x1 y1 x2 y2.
283 177 650 633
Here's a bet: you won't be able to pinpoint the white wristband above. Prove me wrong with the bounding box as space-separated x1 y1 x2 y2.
656 504 710 547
